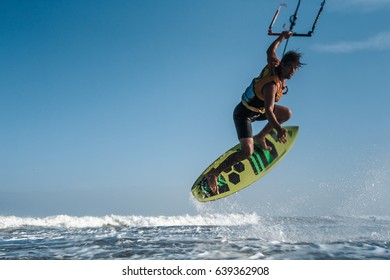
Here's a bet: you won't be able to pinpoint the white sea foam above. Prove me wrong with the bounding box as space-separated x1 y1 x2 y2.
0 213 262 229
1 214 390 259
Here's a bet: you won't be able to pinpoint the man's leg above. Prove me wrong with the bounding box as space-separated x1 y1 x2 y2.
206 137 254 195
253 105 291 150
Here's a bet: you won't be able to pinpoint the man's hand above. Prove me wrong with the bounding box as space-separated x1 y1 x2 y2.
280 30 293 40
277 127 288 144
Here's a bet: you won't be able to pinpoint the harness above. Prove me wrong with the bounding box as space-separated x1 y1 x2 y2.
241 66 284 114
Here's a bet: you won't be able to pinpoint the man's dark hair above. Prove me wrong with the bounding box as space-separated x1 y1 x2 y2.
281 51 305 68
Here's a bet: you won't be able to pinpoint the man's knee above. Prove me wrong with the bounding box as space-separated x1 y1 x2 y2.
279 107 292 122
239 138 254 159
285 108 292 120
240 145 254 159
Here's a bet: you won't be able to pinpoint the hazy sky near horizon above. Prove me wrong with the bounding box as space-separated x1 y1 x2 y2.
1 0 390 217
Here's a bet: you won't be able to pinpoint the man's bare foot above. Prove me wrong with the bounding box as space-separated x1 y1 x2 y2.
254 135 272 151
205 169 219 195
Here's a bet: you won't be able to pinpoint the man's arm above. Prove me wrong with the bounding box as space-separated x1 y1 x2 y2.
262 83 288 142
262 83 281 131
267 31 293 68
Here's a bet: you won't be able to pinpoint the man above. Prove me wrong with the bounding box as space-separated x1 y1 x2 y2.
206 31 303 195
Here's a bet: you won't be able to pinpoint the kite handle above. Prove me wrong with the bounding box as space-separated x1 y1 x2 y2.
267 0 326 54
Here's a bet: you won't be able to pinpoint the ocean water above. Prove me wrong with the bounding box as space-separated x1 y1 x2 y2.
1 212 390 260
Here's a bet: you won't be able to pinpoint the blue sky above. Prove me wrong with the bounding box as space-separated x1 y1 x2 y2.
1 0 390 217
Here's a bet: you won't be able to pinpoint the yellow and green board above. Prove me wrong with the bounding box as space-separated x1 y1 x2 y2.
191 126 299 202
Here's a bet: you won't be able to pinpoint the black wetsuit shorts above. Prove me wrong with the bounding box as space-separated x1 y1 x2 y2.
233 102 267 139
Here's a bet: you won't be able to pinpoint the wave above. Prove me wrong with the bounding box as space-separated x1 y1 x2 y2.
0 213 264 229
1 213 390 230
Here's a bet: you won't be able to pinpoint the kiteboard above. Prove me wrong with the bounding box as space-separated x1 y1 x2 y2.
191 126 299 202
